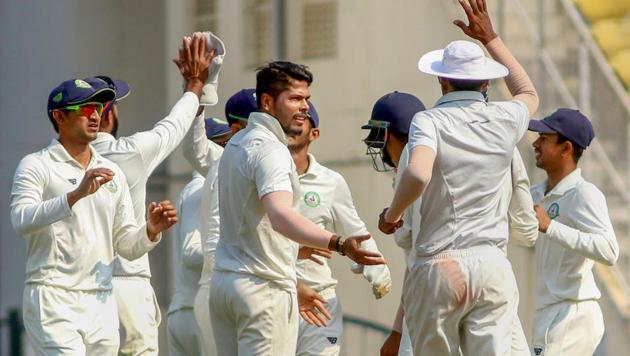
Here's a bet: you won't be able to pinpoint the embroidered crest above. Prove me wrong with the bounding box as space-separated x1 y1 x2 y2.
326 337 338 344
304 191 320 208
74 79 92 89
103 180 118 193
547 202 560 219
67 178 77 185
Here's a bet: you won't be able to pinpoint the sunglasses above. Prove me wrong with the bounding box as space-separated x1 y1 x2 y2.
63 102 104 117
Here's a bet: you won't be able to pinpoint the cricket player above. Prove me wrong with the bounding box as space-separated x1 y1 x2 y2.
181 90 257 356
378 0 539 354
287 102 392 356
209 61 386 355
10 78 177 355
167 118 232 356
528 108 618 356
85 33 214 355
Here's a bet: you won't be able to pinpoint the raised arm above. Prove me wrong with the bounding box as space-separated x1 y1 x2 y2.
454 0 539 114
181 109 224 177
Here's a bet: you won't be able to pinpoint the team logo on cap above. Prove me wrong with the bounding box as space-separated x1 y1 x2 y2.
304 191 320 208
103 180 118 193
547 203 560 219
74 79 92 89
53 92 63 103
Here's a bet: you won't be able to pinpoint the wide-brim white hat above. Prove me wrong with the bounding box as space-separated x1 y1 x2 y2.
417 40 508 80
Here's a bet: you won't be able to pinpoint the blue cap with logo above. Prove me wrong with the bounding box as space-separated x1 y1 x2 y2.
361 91 426 135
225 88 258 126
528 108 595 149
307 101 319 128
47 79 116 120
204 117 231 139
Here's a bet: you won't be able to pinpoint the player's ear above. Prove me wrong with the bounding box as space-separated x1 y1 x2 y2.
310 128 320 141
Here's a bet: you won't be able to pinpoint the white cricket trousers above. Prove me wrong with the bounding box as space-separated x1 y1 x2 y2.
193 283 216 356
403 246 521 356
209 271 298 355
532 300 604 356
22 284 119 355
296 291 342 356
112 277 160 356
167 308 202 356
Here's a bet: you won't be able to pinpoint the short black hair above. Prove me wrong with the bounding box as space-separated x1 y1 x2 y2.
446 78 488 92
557 134 584 163
255 61 313 107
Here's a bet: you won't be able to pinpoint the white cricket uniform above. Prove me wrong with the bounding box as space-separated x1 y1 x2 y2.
167 172 205 356
394 146 536 356
209 112 301 355
403 91 529 356
10 140 160 355
91 92 199 355
295 154 391 356
194 140 223 356
531 168 618 356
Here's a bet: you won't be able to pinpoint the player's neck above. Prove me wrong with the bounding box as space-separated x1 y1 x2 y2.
545 164 577 193
291 147 310 175
58 137 92 168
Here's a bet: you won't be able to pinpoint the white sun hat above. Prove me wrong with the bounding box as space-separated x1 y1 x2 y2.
417 40 508 80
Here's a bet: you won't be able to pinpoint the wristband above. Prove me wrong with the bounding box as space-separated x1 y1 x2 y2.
336 236 346 256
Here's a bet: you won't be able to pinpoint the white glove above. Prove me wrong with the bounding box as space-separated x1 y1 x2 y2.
200 31 225 106
350 237 392 299
183 31 225 106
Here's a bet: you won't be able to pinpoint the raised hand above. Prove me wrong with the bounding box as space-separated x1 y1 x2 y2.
453 0 498 45
146 200 178 241
172 33 215 93
67 168 115 207
343 235 387 265
297 281 331 327
298 246 333 265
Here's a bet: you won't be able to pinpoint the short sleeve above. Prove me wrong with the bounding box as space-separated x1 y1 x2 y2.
408 113 438 152
254 145 294 198
505 100 530 143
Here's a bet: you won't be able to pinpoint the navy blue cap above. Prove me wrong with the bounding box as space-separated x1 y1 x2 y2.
47 79 115 119
93 76 131 101
225 88 257 126
528 108 595 149
307 101 319 128
205 117 231 139
361 91 426 135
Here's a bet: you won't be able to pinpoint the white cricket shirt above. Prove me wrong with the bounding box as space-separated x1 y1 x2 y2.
10 140 159 291
295 154 369 294
408 91 529 256
213 112 300 290
168 172 205 314
531 169 618 309
198 153 221 286
91 92 199 278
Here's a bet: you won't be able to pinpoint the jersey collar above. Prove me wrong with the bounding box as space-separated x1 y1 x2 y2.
248 111 288 145
300 153 324 179
435 91 487 107
48 139 105 168
540 168 584 197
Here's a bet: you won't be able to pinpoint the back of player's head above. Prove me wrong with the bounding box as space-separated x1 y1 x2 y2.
255 61 313 108
225 88 257 126
307 101 319 128
363 91 426 138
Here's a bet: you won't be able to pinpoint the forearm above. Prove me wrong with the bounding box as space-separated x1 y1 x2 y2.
386 168 428 222
485 37 539 114
546 220 619 265
183 110 211 176
115 225 160 260
10 195 72 235
269 208 333 250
